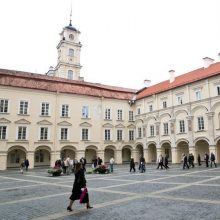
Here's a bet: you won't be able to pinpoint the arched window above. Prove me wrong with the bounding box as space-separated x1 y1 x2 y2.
67 70 73 80
69 48 74 57
69 34 74 40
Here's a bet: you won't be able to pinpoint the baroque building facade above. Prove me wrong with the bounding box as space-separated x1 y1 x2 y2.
0 21 220 170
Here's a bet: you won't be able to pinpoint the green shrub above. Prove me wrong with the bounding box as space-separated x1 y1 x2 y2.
48 168 62 176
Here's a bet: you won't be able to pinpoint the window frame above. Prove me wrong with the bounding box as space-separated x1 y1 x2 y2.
19 100 29 115
82 128 89 140
163 123 169 135
17 126 27 140
0 126 7 140
0 99 9 113
41 102 50 116
60 128 68 140
61 104 69 117
198 116 204 131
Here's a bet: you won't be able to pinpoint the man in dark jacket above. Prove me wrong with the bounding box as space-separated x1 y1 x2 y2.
204 152 209 167
210 152 217 168
182 154 189 169
24 158 29 171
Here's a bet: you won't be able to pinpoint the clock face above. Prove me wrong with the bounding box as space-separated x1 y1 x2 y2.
69 34 74 40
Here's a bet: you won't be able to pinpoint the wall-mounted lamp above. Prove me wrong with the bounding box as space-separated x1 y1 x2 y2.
128 100 135 106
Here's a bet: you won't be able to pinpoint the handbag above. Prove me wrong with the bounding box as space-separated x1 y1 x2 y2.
80 187 88 204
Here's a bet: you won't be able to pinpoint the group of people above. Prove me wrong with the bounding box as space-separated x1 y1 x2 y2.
20 158 29 174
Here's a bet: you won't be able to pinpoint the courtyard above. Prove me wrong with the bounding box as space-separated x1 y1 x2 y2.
0 164 220 220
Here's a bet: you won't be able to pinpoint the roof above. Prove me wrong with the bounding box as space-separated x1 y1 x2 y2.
0 69 136 100
65 25 77 32
136 62 220 100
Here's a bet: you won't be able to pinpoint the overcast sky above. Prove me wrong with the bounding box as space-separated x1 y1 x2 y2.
0 0 220 89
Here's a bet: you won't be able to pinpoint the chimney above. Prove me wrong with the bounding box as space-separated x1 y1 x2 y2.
203 57 214 68
144 79 151 87
169 70 175 83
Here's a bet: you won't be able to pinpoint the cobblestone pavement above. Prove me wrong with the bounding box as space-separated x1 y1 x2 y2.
1 165 220 220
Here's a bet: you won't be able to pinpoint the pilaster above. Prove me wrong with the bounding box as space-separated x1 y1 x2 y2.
26 151 34 169
0 153 7 170
115 150 122 164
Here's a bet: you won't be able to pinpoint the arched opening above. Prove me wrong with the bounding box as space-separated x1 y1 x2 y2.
195 139 209 161
148 144 157 163
34 147 51 167
7 146 26 168
85 147 97 164
60 146 76 160
122 146 131 163
161 142 172 162
177 141 189 163
104 146 115 163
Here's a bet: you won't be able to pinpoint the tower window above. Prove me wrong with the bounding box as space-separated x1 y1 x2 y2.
69 49 74 57
69 34 74 40
68 70 73 80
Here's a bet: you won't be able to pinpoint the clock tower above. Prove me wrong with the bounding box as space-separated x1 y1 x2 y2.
55 18 82 80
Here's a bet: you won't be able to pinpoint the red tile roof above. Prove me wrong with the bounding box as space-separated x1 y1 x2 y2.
0 69 136 100
137 62 220 100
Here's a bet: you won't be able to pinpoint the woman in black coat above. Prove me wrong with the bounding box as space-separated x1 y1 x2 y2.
67 162 93 211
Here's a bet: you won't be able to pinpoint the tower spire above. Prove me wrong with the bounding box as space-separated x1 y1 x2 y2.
69 1 72 26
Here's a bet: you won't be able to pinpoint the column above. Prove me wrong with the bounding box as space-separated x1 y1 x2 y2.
156 148 162 161
186 116 194 147
0 153 7 170
76 150 85 161
27 151 34 169
50 151 61 167
115 150 122 164
171 147 178 163
132 150 139 163
143 148 149 163
206 112 215 146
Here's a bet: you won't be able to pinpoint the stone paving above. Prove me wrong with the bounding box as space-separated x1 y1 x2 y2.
1 165 220 220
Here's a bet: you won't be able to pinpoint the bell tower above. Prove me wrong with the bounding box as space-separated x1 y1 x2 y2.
55 11 82 80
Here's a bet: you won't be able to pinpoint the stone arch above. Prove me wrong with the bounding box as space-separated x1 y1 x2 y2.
34 145 51 167
195 139 209 161
211 102 220 112
104 145 116 163
159 113 171 121
145 116 157 124
161 142 172 162
191 105 208 115
176 140 189 163
60 145 77 160
122 145 132 163
147 142 157 163
174 109 188 118
7 146 27 168
85 145 98 164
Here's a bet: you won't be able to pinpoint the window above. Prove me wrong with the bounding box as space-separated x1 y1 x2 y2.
137 108 141 115
129 111 134 121
41 102 49 116
61 128 68 140
149 105 153 112
61 104 69 117
69 48 74 57
69 34 74 40
82 128 89 140
198 117 204 131
117 130 123 141
105 108 111 120
17 126 27 140
137 127 142 138
217 86 220 96
177 96 183 105
117 109 123 120
162 101 167 109
104 129 111 141
68 70 73 80
150 125 154 136
19 101 28 115
163 123 168 135
0 99 9 113
129 130 134 141
40 127 48 140
82 106 89 118
0 126 7 139
179 120 185 133
195 90 201 101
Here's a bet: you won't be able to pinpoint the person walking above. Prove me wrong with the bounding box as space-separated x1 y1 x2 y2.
67 162 93 212
210 152 217 168
20 160 25 174
139 155 145 173
109 157 114 173
157 155 164 169
130 158 136 172
204 152 209 167
182 154 189 169
198 154 201 166
164 154 169 169
24 158 29 171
